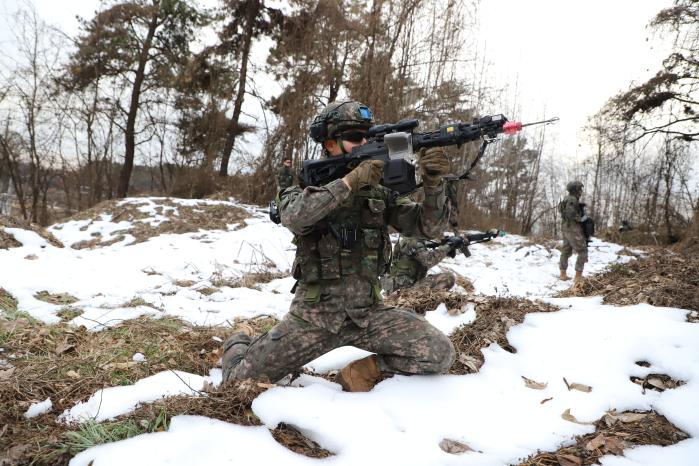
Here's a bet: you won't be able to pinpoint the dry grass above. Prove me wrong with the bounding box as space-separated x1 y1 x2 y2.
34 291 78 306
518 410 689 465
558 246 699 318
0 214 64 249
210 271 287 290
0 309 302 465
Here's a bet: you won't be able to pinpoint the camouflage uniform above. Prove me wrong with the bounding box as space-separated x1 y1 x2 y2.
559 192 588 272
227 177 455 382
276 165 295 191
382 236 456 294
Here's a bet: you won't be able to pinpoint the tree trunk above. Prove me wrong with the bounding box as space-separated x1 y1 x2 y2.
116 10 159 198
219 0 259 177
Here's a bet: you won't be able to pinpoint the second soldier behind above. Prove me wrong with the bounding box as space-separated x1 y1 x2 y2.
558 180 588 287
381 236 459 295
276 154 296 191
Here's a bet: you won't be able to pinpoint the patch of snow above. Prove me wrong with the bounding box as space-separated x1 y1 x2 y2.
24 398 52 418
3 227 48 248
61 370 219 423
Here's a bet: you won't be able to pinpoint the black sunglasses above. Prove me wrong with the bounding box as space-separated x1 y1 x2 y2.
337 131 367 143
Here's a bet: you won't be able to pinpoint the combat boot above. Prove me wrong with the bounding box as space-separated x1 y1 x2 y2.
572 271 584 291
335 355 381 392
221 331 252 382
559 269 570 281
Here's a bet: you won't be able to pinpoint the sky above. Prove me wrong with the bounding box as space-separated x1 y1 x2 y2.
0 0 676 163
477 0 675 161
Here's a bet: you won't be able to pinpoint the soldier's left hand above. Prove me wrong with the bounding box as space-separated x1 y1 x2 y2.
419 147 450 188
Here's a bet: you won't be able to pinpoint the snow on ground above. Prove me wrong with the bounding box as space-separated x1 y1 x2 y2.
440 234 634 297
0 198 296 328
1 197 696 465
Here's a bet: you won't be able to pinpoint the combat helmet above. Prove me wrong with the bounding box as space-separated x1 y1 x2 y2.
566 181 584 195
310 100 374 143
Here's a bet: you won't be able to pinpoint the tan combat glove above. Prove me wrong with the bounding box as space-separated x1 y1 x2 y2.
342 159 385 192
419 147 450 188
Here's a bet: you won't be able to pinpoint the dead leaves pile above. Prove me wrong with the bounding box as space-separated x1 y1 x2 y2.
519 410 689 466
558 247 699 317
384 287 471 315
271 422 333 459
448 296 559 374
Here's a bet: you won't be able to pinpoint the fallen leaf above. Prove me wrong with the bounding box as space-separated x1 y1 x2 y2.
457 354 480 372
561 408 593 425
555 453 582 466
522 376 548 390
604 436 629 455
585 434 606 451
568 382 593 393
646 377 667 390
0 424 8 438
66 370 80 379
0 366 15 380
0 443 30 465
616 412 648 423
55 342 75 355
540 397 553 404
439 438 474 455
602 412 618 427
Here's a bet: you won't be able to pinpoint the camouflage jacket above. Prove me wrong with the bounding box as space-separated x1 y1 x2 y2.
279 178 448 333
389 237 452 284
559 194 583 229
276 165 295 191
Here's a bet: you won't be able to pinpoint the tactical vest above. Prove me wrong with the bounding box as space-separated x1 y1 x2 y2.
291 187 392 291
559 195 581 227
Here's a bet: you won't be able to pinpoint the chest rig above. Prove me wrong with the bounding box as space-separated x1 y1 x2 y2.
292 187 392 286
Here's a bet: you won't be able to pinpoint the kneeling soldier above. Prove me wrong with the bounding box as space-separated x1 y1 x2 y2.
221 101 455 392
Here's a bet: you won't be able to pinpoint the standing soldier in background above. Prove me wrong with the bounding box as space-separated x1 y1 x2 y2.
381 236 458 295
221 100 455 392
558 180 588 287
276 154 295 191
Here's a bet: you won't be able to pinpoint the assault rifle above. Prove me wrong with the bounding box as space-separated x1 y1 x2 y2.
300 115 558 194
579 204 595 244
425 229 505 258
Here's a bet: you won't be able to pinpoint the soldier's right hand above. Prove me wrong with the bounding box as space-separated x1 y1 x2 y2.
342 160 385 192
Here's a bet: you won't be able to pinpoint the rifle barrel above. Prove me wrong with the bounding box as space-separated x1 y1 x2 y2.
521 117 560 128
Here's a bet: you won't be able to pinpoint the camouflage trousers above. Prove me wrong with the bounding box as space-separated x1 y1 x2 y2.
559 225 588 272
228 307 456 383
382 271 456 295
